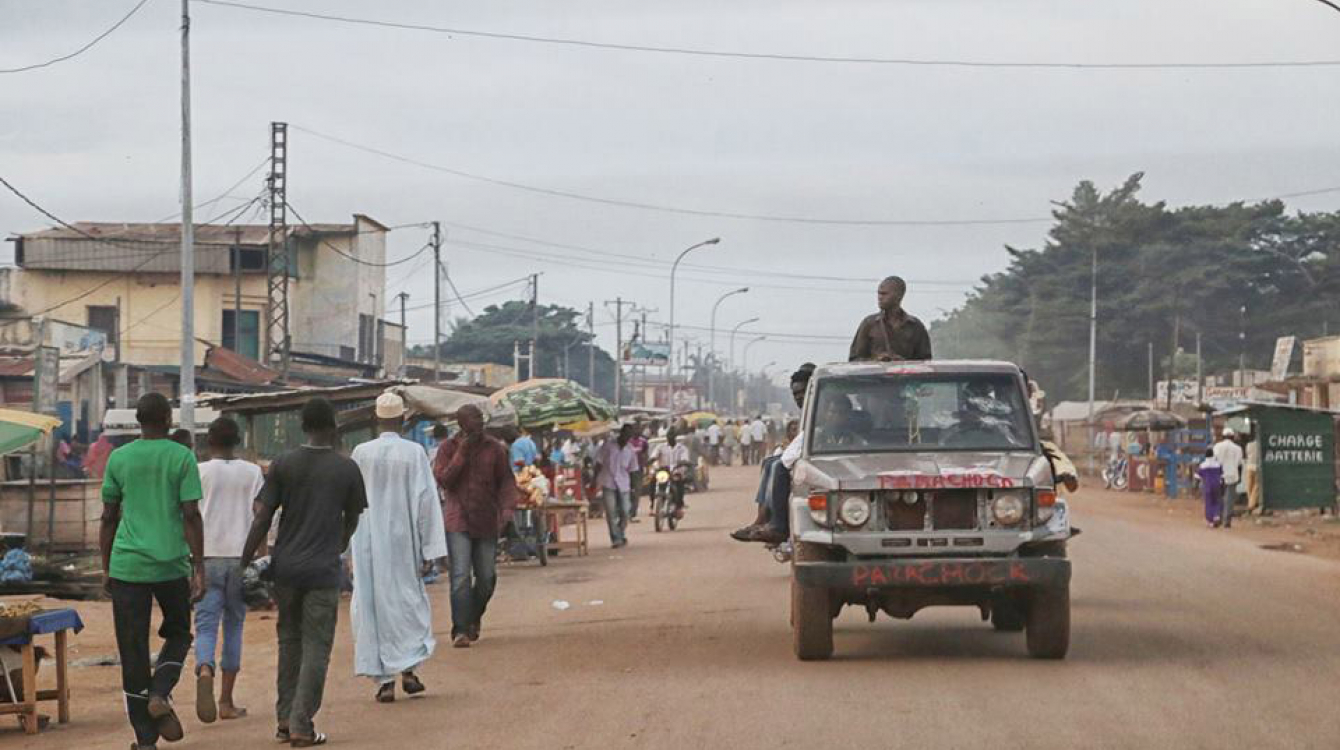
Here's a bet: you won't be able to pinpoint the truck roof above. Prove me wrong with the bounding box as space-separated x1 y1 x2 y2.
812 360 1023 379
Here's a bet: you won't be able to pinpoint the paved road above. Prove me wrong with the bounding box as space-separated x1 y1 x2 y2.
16 466 1340 749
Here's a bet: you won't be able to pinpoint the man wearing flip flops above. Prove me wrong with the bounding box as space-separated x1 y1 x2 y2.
100 393 206 750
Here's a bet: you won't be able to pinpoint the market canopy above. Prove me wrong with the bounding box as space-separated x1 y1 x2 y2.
489 378 617 429
1116 409 1188 431
0 409 62 456
388 384 517 428
681 411 720 428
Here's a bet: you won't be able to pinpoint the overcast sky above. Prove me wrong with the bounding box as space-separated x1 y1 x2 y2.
3 0 1338 380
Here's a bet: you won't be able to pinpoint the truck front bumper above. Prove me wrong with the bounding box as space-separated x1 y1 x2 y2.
794 557 1070 590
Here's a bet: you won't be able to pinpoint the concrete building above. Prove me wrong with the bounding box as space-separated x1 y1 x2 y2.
2 215 389 369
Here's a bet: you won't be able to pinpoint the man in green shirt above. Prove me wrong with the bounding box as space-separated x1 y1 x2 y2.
100 392 206 749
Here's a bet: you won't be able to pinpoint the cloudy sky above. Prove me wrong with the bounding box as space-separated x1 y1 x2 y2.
3 0 1338 379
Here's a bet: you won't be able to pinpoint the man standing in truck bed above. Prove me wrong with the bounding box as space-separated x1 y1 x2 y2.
849 276 933 362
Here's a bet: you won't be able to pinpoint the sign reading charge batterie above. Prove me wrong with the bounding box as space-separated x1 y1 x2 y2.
1263 433 1327 465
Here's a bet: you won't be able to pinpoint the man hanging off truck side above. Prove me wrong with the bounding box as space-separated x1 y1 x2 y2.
849 276 933 362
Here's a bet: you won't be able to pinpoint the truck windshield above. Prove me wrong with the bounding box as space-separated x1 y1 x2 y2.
809 373 1034 454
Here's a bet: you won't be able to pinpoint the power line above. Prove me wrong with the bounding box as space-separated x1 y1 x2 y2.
284 200 433 267
1311 0 1340 14
441 261 476 317
153 155 271 223
1 0 153 74
291 125 1053 227
196 0 1340 70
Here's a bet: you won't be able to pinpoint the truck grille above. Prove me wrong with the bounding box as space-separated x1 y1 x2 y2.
930 490 979 530
878 490 980 532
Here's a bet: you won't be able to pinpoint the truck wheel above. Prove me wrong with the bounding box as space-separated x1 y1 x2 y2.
1025 585 1070 659
792 542 834 661
991 602 1025 632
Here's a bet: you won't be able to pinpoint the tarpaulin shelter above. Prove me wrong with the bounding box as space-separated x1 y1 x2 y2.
489 379 616 430
0 410 61 456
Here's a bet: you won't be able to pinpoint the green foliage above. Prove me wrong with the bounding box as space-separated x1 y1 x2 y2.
931 174 1339 402
410 300 620 399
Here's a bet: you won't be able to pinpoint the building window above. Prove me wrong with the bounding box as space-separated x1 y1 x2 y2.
87 305 117 346
229 248 266 272
358 314 376 364
222 309 260 361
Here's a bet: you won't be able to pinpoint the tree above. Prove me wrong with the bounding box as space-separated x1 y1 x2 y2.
416 301 621 400
932 175 1340 402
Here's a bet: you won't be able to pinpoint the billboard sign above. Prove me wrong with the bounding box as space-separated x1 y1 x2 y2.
1270 336 1296 381
623 340 669 366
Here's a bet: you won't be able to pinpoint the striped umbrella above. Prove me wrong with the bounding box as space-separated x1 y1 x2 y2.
489 379 617 430
0 409 62 456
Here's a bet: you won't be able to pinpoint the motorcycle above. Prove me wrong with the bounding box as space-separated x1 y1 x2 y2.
652 463 690 532
1102 454 1129 490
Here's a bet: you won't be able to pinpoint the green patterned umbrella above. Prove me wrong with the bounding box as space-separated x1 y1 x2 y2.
489 378 617 429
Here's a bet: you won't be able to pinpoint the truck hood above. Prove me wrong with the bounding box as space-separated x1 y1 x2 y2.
794 451 1043 492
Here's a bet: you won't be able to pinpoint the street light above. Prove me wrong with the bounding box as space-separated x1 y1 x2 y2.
728 317 760 375
742 335 767 376
668 237 722 408
709 287 749 410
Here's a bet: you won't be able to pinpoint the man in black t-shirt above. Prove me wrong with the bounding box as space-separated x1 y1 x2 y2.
241 398 366 747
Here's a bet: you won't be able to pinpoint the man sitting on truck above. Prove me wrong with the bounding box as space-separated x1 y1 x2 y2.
731 363 815 545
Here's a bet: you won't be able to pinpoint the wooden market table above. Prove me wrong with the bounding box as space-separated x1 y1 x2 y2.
544 499 589 557
0 607 83 734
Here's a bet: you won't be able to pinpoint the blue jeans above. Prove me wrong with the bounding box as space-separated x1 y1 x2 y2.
601 487 630 545
445 532 498 638
194 557 246 673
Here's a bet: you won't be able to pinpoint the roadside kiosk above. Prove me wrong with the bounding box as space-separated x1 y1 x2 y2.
1220 402 1339 513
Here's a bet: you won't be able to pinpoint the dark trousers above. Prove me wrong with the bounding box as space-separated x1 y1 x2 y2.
446 532 499 638
760 457 793 536
628 470 644 516
110 577 192 747
274 585 339 738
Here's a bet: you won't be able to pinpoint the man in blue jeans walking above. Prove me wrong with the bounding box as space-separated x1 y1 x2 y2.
194 417 264 724
433 405 518 648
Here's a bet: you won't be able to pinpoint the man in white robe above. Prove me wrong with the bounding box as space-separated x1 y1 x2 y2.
350 393 448 703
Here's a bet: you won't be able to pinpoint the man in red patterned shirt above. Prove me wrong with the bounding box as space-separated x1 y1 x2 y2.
432 405 518 648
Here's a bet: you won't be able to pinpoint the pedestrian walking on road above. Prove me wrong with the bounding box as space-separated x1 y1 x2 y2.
350 393 448 703
99 392 206 749
241 398 367 748
739 419 754 465
1213 428 1244 527
434 404 519 648
628 423 648 519
194 417 265 724
595 424 639 548
1197 449 1224 528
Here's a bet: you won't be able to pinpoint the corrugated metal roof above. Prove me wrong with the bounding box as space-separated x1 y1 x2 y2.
15 221 357 246
204 345 281 385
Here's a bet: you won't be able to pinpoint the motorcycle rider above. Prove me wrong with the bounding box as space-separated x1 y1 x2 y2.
650 431 692 513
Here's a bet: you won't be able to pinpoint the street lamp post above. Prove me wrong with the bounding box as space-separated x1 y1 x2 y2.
709 287 748 411
727 317 759 414
742 335 767 381
668 237 721 409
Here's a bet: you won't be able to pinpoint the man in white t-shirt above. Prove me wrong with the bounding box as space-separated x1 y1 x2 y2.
750 417 768 461
738 420 755 465
194 417 265 724
1213 428 1244 528
705 422 722 465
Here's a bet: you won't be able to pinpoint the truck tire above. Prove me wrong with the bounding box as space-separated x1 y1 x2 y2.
1025 585 1070 659
991 602 1025 632
791 542 834 661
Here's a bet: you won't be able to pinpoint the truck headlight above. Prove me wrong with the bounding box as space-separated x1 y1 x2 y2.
838 495 871 528
991 494 1026 526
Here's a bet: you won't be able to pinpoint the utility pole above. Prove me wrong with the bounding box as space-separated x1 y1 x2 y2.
1147 342 1154 401
605 298 632 410
1239 304 1247 387
530 274 540 379
587 301 595 389
1086 246 1097 426
431 222 441 385
232 228 242 355
179 0 196 431
395 291 409 376
1195 331 1203 405
265 122 289 376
